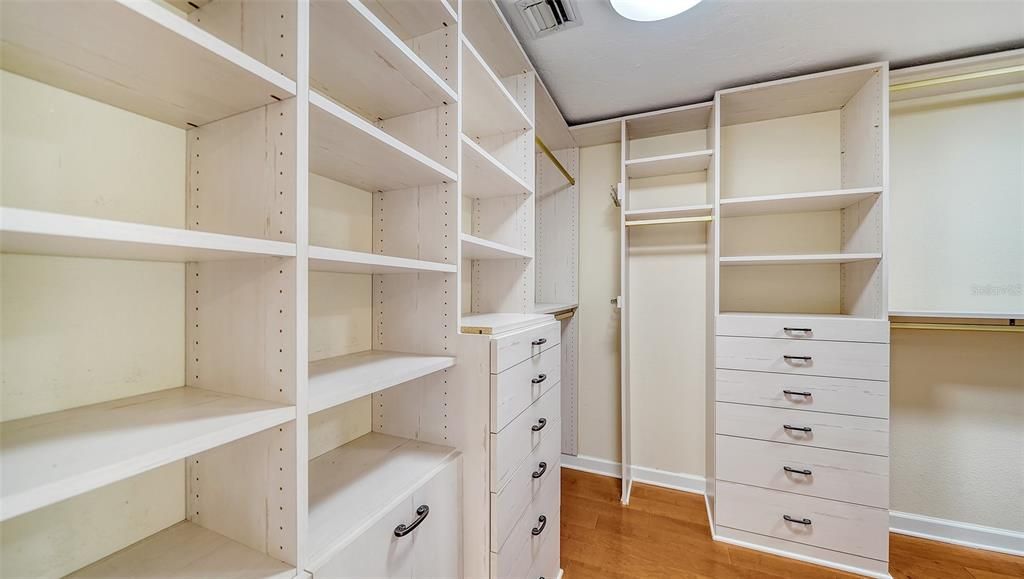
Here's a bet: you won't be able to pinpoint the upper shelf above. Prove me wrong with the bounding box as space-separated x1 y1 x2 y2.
309 245 456 275
0 0 295 129
720 187 882 218
720 253 882 266
625 150 713 179
625 205 713 221
461 0 531 79
0 386 295 522
310 91 456 193
0 208 296 262
310 0 456 122
360 0 457 41
309 350 455 414
461 135 532 199
462 39 532 139
460 233 532 260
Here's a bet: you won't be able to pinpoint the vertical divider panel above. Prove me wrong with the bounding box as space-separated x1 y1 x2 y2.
619 119 632 504
706 96 721 518
294 0 310 568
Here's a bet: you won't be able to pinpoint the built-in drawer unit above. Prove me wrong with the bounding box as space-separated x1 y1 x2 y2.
491 321 561 374
716 369 889 418
717 314 889 343
716 402 889 456
716 436 889 508
492 345 561 433
716 481 889 562
491 383 561 491
491 422 562 551
716 336 890 381
491 470 560 579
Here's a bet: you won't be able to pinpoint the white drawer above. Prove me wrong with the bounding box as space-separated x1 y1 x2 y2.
491 428 561 552
716 336 889 381
491 321 561 374
526 520 560 579
717 436 889 508
716 369 889 418
491 384 560 492
716 402 889 456
716 481 889 562
492 345 561 433
717 313 889 343
492 471 560 579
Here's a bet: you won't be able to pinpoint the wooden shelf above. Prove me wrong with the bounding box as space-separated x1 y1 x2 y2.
0 387 295 522
460 233 532 260
361 0 457 43
310 0 456 121
720 187 882 217
309 351 455 414
68 521 294 579
461 312 554 335
461 0 531 79
0 208 296 262
310 92 456 193
625 204 713 221
308 433 458 569
534 303 578 315
0 0 295 128
310 245 456 275
461 135 532 199
720 253 882 266
625 150 713 179
462 39 532 139
889 311 1023 320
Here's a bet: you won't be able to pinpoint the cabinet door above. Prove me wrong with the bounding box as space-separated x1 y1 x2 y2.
411 459 462 578
315 497 415 579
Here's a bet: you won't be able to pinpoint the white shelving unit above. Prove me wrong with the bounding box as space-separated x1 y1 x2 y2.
462 135 532 199
462 39 532 139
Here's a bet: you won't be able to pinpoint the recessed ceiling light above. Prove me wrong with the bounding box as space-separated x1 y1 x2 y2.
609 0 704 22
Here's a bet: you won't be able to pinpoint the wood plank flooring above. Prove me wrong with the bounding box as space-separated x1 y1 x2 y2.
560 468 1023 578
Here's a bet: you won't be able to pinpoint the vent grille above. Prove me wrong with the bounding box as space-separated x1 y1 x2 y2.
516 0 581 38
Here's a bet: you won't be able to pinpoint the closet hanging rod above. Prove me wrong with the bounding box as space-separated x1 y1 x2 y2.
625 215 713 227
890 322 1023 333
889 64 1024 92
536 136 576 186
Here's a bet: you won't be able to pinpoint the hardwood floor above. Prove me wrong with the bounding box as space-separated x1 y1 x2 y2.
560 468 1023 578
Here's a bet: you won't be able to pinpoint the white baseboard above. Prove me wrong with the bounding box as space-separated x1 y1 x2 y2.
560 453 705 495
889 511 1024 557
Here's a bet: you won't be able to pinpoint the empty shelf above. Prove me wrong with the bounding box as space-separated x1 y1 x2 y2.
625 205 713 221
0 208 296 262
308 433 457 568
0 386 295 521
310 245 456 275
69 521 294 579
0 0 295 128
310 92 456 193
720 253 882 266
460 233 532 260
310 0 456 121
625 150 712 179
462 39 532 139
461 135 532 198
309 351 455 414
360 0 456 42
461 312 554 334
534 303 578 315
720 187 882 217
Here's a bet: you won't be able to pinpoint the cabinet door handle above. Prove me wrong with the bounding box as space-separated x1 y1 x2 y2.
531 417 548 432
532 337 547 346
783 424 812 433
394 505 430 537
532 461 548 479
783 355 812 362
532 374 547 384
531 515 548 536
783 514 812 525
783 389 812 397
784 327 813 334
783 466 813 476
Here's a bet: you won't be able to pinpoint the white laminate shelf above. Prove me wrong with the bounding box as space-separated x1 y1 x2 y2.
461 312 554 334
310 91 457 193
68 521 294 579
0 208 296 262
359 0 457 42
624 204 713 221
309 351 455 414
461 38 532 139
0 0 295 128
889 310 1024 320
310 0 456 121
460 233 532 260
309 245 456 275
534 303 578 315
720 187 883 217
720 253 882 266
625 150 713 179
308 433 458 569
0 387 296 522
461 135 532 199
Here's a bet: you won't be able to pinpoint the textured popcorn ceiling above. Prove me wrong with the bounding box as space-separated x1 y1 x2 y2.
496 0 1024 125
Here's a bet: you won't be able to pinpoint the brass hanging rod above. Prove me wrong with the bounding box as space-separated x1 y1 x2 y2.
890 64 1024 92
536 136 576 186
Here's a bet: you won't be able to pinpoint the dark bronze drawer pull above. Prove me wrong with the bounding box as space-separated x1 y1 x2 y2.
784 327 813 334
783 389 812 397
532 337 547 346
783 355 812 362
394 505 429 537
783 466 813 476
532 462 548 479
531 417 548 432
783 514 812 525
783 424 812 433
532 374 547 384
531 515 548 536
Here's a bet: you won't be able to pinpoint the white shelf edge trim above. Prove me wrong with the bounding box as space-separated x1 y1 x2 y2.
461 134 532 195
309 245 456 274
461 35 533 129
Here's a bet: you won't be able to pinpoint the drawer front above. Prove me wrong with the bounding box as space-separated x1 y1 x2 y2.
716 481 889 561
716 369 889 418
491 429 561 552
492 471 560 579
491 384 561 492
716 402 889 456
315 494 414 578
717 436 889 508
717 314 889 343
492 345 561 433
491 321 561 374
526 521 560 579
716 336 889 381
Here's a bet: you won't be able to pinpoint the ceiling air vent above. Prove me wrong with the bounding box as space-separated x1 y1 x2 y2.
516 0 581 38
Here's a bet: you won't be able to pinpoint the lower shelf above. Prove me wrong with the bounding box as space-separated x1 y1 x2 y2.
309 350 455 414
69 521 294 579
